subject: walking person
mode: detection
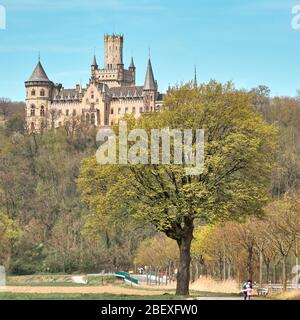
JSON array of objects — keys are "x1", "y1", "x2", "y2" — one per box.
[
  {"x1": 246, "y1": 281, "x2": 254, "y2": 300},
  {"x1": 242, "y1": 280, "x2": 252, "y2": 300}
]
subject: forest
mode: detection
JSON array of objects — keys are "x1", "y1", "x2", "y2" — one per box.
[{"x1": 0, "y1": 82, "x2": 300, "y2": 294}]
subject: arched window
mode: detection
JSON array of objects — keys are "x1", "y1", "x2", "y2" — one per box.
[
  {"x1": 91, "y1": 113, "x2": 96, "y2": 125},
  {"x1": 40, "y1": 89, "x2": 45, "y2": 97},
  {"x1": 86, "y1": 113, "x2": 90, "y2": 124},
  {"x1": 30, "y1": 105, "x2": 36, "y2": 116},
  {"x1": 31, "y1": 89, "x2": 36, "y2": 96},
  {"x1": 31, "y1": 122, "x2": 35, "y2": 132},
  {"x1": 40, "y1": 106, "x2": 45, "y2": 117}
]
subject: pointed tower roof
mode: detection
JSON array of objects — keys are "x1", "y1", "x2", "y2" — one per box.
[
  {"x1": 129, "y1": 57, "x2": 135, "y2": 68},
  {"x1": 92, "y1": 55, "x2": 98, "y2": 67},
  {"x1": 144, "y1": 59, "x2": 156, "y2": 90},
  {"x1": 27, "y1": 61, "x2": 51, "y2": 82},
  {"x1": 193, "y1": 65, "x2": 198, "y2": 88}
]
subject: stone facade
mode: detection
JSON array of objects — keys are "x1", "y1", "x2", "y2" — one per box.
[{"x1": 25, "y1": 34, "x2": 164, "y2": 132}]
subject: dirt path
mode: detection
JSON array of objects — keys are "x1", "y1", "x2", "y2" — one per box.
[{"x1": 0, "y1": 285, "x2": 172, "y2": 296}]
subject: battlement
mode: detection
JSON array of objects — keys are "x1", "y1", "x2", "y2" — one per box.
[{"x1": 104, "y1": 33, "x2": 124, "y2": 41}]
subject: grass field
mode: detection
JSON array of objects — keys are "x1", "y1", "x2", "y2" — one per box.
[{"x1": 0, "y1": 292, "x2": 182, "y2": 300}]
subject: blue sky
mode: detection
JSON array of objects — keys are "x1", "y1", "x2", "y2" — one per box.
[{"x1": 0, "y1": 0, "x2": 299, "y2": 101}]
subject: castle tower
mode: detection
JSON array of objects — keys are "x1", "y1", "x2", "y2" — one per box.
[
  {"x1": 25, "y1": 60, "x2": 53, "y2": 132},
  {"x1": 129, "y1": 57, "x2": 136, "y2": 85},
  {"x1": 143, "y1": 58, "x2": 157, "y2": 112},
  {"x1": 104, "y1": 34, "x2": 123, "y2": 70},
  {"x1": 91, "y1": 55, "x2": 98, "y2": 75},
  {"x1": 92, "y1": 34, "x2": 135, "y2": 87}
]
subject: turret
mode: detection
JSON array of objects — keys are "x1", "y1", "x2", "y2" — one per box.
[
  {"x1": 129, "y1": 57, "x2": 136, "y2": 85},
  {"x1": 25, "y1": 60, "x2": 53, "y2": 132},
  {"x1": 143, "y1": 58, "x2": 157, "y2": 112},
  {"x1": 91, "y1": 55, "x2": 98, "y2": 72}
]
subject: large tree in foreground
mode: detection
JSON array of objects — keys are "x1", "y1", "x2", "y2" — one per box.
[{"x1": 78, "y1": 82, "x2": 277, "y2": 295}]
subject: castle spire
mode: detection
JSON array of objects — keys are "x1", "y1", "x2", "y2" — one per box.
[
  {"x1": 129, "y1": 57, "x2": 135, "y2": 68},
  {"x1": 91, "y1": 54, "x2": 98, "y2": 67},
  {"x1": 193, "y1": 65, "x2": 198, "y2": 88},
  {"x1": 144, "y1": 58, "x2": 156, "y2": 91}
]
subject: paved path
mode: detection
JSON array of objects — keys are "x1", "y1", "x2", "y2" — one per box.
[
  {"x1": 72, "y1": 276, "x2": 87, "y2": 284},
  {"x1": 190, "y1": 297, "x2": 243, "y2": 300}
]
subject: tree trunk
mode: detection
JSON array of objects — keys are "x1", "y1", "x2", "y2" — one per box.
[
  {"x1": 195, "y1": 262, "x2": 199, "y2": 281},
  {"x1": 259, "y1": 250, "x2": 263, "y2": 287},
  {"x1": 247, "y1": 247, "x2": 254, "y2": 280},
  {"x1": 282, "y1": 257, "x2": 287, "y2": 291},
  {"x1": 228, "y1": 262, "x2": 231, "y2": 279},
  {"x1": 266, "y1": 263, "x2": 270, "y2": 285},
  {"x1": 223, "y1": 250, "x2": 226, "y2": 281},
  {"x1": 273, "y1": 263, "x2": 276, "y2": 285},
  {"x1": 176, "y1": 220, "x2": 194, "y2": 296},
  {"x1": 190, "y1": 262, "x2": 194, "y2": 283}
]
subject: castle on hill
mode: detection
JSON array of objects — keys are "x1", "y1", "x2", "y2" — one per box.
[{"x1": 25, "y1": 34, "x2": 165, "y2": 132}]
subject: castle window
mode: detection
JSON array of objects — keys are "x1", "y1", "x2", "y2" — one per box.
[
  {"x1": 111, "y1": 121, "x2": 114, "y2": 126},
  {"x1": 66, "y1": 109, "x2": 69, "y2": 116},
  {"x1": 125, "y1": 107, "x2": 128, "y2": 113},
  {"x1": 31, "y1": 122, "x2": 35, "y2": 132},
  {"x1": 40, "y1": 106, "x2": 45, "y2": 117},
  {"x1": 31, "y1": 89, "x2": 36, "y2": 96},
  {"x1": 132, "y1": 107, "x2": 136, "y2": 114},
  {"x1": 91, "y1": 91, "x2": 94, "y2": 99},
  {"x1": 86, "y1": 113, "x2": 90, "y2": 124},
  {"x1": 118, "y1": 108, "x2": 121, "y2": 114},
  {"x1": 73, "y1": 110, "x2": 76, "y2": 116},
  {"x1": 140, "y1": 107, "x2": 143, "y2": 113},
  {"x1": 91, "y1": 113, "x2": 96, "y2": 125},
  {"x1": 30, "y1": 105, "x2": 36, "y2": 116},
  {"x1": 40, "y1": 89, "x2": 45, "y2": 97},
  {"x1": 111, "y1": 108, "x2": 114, "y2": 115}
]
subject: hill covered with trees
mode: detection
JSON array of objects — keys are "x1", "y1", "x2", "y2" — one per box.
[{"x1": 1, "y1": 82, "x2": 300, "y2": 294}]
